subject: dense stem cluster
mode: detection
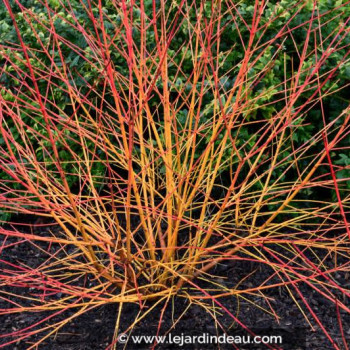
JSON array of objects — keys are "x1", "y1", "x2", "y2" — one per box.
[{"x1": 0, "y1": 0, "x2": 350, "y2": 348}]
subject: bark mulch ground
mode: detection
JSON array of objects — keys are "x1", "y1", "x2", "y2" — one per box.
[{"x1": 1, "y1": 220, "x2": 349, "y2": 349}]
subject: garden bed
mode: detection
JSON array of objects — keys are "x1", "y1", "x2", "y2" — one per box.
[{"x1": 1, "y1": 221, "x2": 349, "y2": 349}]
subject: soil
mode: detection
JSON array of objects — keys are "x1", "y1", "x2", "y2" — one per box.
[{"x1": 1, "y1": 220, "x2": 349, "y2": 350}]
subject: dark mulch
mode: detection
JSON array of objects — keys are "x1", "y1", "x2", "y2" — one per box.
[{"x1": 1, "y1": 221, "x2": 349, "y2": 350}]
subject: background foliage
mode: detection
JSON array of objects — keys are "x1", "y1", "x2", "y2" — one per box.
[{"x1": 1, "y1": 1, "x2": 350, "y2": 224}]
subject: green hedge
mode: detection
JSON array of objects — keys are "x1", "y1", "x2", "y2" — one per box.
[{"x1": 1, "y1": 0, "x2": 350, "y2": 222}]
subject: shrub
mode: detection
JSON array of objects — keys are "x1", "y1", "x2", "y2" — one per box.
[{"x1": 1, "y1": 0, "x2": 350, "y2": 348}]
